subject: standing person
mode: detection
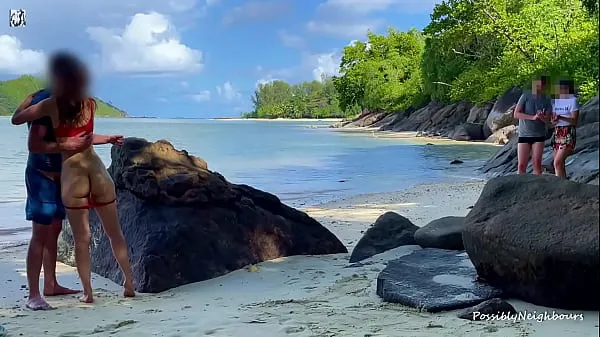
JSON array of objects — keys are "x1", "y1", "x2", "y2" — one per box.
[
  {"x1": 513, "y1": 76, "x2": 553, "y2": 175},
  {"x1": 17, "y1": 88, "x2": 93, "y2": 310},
  {"x1": 551, "y1": 80, "x2": 579, "y2": 178},
  {"x1": 12, "y1": 52, "x2": 135, "y2": 303}
]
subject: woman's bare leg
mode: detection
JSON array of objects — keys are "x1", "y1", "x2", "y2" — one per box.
[
  {"x1": 89, "y1": 164, "x2": 135, "y2": 297},
  {"x1": 65, "y1": 208, "x2": 94, "y2": 303},
  {"x1": 531, "y1": 142, "x2": 545, "y2": 175},
  {"x1": 553, "y1": 147, "x2": 571, "y2": 178},
  {"x1": 95, "y1": 202, "x2": 135, "y2": 297},
  {"x1": 61, "y1": 167, "x2": 93, "y2": 303}
]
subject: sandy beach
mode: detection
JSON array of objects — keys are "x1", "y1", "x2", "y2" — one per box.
[
  {"x1": 331, "y1": 127, "x2": 503, "y2": 147},
  {"x1": 0, "y1": 181, "x2": 597, "y2": 336},
  {"x1": 212, "y1": 118, "x2": 344, "y2": 122}
]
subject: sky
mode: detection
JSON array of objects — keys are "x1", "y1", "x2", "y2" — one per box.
[{"x1": 0, "y1": 0, "x2": 440, "y2": 118}]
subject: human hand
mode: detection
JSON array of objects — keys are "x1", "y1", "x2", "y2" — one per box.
[
  {"x1": 107, "y1": 135, "x2": 124, "y2": 146},
  {"x1": 62, "y1": 131, "x2": 93, "y2": 151}
]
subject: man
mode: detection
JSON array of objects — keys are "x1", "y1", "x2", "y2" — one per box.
[
  {"x1": 513, "y1": 76, "x2": 553, "y2": 175},
  {"x1": 15, "y1": 88, "x2": 92, "y2": 310}
]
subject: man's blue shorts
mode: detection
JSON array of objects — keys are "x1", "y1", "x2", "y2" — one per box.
[{"x1": 25, "y1": 166, "x2": 65, "y2": 225}]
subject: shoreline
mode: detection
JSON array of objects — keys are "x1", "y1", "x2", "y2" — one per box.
[
  {"x1": 332, "y1": 126, "x2": 502, "y2": 146},
  {"x1": 211, "y1": 118, "x2": 344, "y2": 122},
  {"x1": 1, "y1": 180, "x2": 597, "y2": 336}
]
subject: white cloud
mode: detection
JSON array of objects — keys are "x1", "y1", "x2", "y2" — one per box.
[
  {"x1": 319, "y1": 0, "x2": 441, "y2": 14},
  {"x1": 306, "y1": 20, "x2": 382, "y2": 39},
  {"x1": 190, "y1": 90, "x2": 211, "y2": 102},
  {"x1": 278, "y1": 30, "x2": 305, "y2": 49},
  {"x1": 216, "y1": 82, "x2": 241, "y2": 101},
  {"x1": 87, "y1": 12, "x2": 203, "y2": 74},
  {"x1": 302, "y1": 52, "x2": 341, "y2": 81},
  {"x1": 0, "y1": 35, "x2": 46, "y2": 75}
]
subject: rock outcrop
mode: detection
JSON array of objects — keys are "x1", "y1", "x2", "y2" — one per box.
[
  {"x1": 482, "y1": 95, "x2": 599, "y2": 184},
  {"x1": 485, "y1": 87, "x2": 522, "y2": 133},
  {"x1": 349, "y1": 212, "x2": 418, "y2": 263},
  {"x1": 376, "y1": 249, "x2": 502, "y2": 312},
  {"x1": 481, "y1": 122, "x2": 600, "y2": 185},
  {"x1": 58, "y1": 138, "x2": 347, "y2": 293},
  {"x1": 331, "y1": 88, "x2": 523, "y2": 141},
  {"x1": 485, "y1": 125, "x2": 518, "y2": 145},
  {"x1": 463, "y1": 175, "x2": 600, "y2": 310},
  {"x1": 414, "y1": 216, "x2": 465, "y2": 250}
]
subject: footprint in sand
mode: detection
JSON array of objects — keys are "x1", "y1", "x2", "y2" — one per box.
[{"x1": 91, "y1": 320, "x2": 137, "y2": 334}]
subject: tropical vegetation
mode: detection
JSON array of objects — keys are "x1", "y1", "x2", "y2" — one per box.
[
  {"x1": 245, "y1": 0, "x2": 598, "y2": 119},
  {"x1": 0, "y1": 75, "x2": 127, "y2": 117}
]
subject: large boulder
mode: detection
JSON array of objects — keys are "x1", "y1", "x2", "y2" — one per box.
[
  {"x1": 463, "y1": 175, "x2": 600, "y2": 310},
  {"x1": 58, "y1": 138, "x2": 347, "y2": 293},
  {"x1": 349, "y1": 212, "x2": 418, "y2": 263},
  {"x1": 414, "y1": 216, "x2": 465, "y2": 250},
  {"x1": 579, "y1": 96, "x2": 599, "y2": 125},
  {"x1": 376, "y1": 249, "x2": 502, "y2": 312},
  {"x1": 485, "y1": 125, "x2": 518, "y2": 145},
  {"x1": 450, "y1": 123, "x2": 485, "y2": 141},
  {"x1": 485, "y1": 87, "x2": 522, "y2": 133},
  {"x1": 467, "y1": 102, "x2": 494, "y2": 124}
]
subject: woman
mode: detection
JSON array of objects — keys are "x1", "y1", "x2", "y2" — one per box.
[
  {"x1": 12, "y1": 52, "x2": 135, "y2": 303},
  {"x1": 551, "y1": 80, "x2": 579, "y2": 178}
]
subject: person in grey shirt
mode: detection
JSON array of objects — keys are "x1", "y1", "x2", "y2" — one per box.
[{"x1": 513, "y1": 76, "x2": 552, "y2": 175}]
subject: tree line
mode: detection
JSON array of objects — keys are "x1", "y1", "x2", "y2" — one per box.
[{"x1": 245, "y1": 0, "x2": 599, "y2": 119}]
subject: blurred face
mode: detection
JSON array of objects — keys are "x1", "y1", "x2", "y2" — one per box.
[
  {"x1": 532, "y1": 79, "x2": 543, "y2": 93},
  {"x1": 560, "y1": 84, "x2": 570, "y2": 95},
  {"x1": 50, "y1": 75, "x2": 65, "y2": 95}
]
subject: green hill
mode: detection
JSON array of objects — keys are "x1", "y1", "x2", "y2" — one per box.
[{"x1": 0, "y1": 75, "x2": 128, "y2": 117}]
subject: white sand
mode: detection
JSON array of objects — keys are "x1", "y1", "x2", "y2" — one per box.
[{"x1": 0, "y1": 181, "x2": 598, "y2": 336}]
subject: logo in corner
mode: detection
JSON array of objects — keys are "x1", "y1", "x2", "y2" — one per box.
[{"x1": 9, "y1": 9, "x2": 26, "y2": 27}]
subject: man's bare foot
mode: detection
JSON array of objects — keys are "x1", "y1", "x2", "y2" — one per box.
[
  {"x1": 44, "y1": 284, "x2": 81, "y2": 296},
  {"x1": 79, "y1": 293, "x2": 94, "y2": 303},
  {"x1": 26, "y1": 296, "x2": 52, "y2": 310}
]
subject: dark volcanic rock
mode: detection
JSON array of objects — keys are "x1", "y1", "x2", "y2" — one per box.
[
  {"x1": 349, "y1": 212, "x2": 418, "y2": 263},
  {"x1": 451, "y1": 123, "x2": 485, "y2": 141},
  {"x1": 414, "y1": 216, "x2": 465, "y2": 250},
  {"x1": 376, "y1": 249, "x2": 502, "y2": 312},
  {"x1": 457, "y1": 298, "x2": 517, "y2": 321},
  {"x1": 485, "y1": 87, "x2": 522, "y2": 132},
  {"x1": 482, "y1": 121, "x2": 599, "y2": 184},
  {"x1": 467, "y1": 103, "x2": 494, "y2": 124},
  {"x1": 58, "y1": 138, "x2": 347, "y2": 293},
  {"x1": 463, "y1": 175, "x2": 600, "y2": 310}
]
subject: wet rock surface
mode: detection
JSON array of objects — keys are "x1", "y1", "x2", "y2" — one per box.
[{"x1": 376, "y1": 249, "x2": 502, "y2": 312}]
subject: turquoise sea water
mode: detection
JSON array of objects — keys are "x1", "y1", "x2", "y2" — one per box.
[{"x1": 0, "y1": 117, "x2": 499, "y2": 245}]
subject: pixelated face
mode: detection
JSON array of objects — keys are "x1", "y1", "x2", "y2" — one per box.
[{"x1": 532, "y1": 79, "x2": 543, "y2": 92}]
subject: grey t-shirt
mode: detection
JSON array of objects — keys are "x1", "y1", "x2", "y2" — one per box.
[{"x1": 516, "y1": 92, "x2": 552, "y2": 138}]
